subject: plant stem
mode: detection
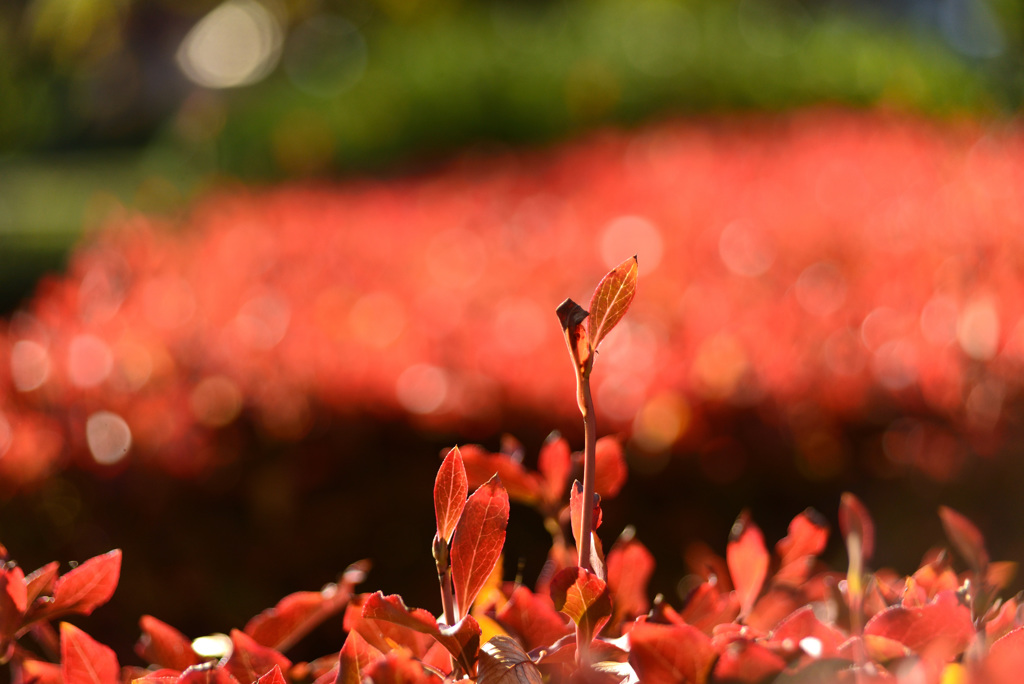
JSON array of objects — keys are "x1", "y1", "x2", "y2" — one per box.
[
  {"x1": 433, "y1": 535, "x2": 456, "y2": 626},
  {"x1": 577, "y1": 372, "x2": 596, "y2": 574}
]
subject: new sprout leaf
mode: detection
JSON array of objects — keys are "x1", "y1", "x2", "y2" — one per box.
[
  {"x1": 60, "y1": 622, "x2": 120, "y2": 684},
  {"x1": 477, "y1": 636, "x2": 543, "y2": 684},
  {"x1": 593, "y1": 437, "x2": 627, "y2": 499},
  {"x1": 224, "y1": 630, "x2": 291, "y2": 684},
  {"x1": 938, "y1": 506, "x2": 989, "y2": 575},
  {"x1": 245, "y1": 560, "x2": 367, "y2": 652},
  {"x1": 570, "y1": 480, "x2": 603, "y2": 550},
  {"x1": 839, "y1": 494, "x2": 874, "y2": 562},
  {"x1": 556, "y1": 298, "x2": 591, "y2": 372},
  {"x1": 136, "y1": 615, "x2": 201, "y2": 670},
  {"x1": 362, "y1": 592, "x2": 481, "y2": 675},
  {"x1": 628, "y1": 621, "x2": 715, "y2": 684},
  {"x1": 727, "y1": 511, "x2": 769, "y2": 619},
  {"x1": 550, "y1": 567, "x2": 612, "y2": 646},
  {"x1": 36, "y1": 550, "x2": 121, "y2": 621},
  {"x1": 862, "y1": 590, "x2": 974, "y2": 661},
  {"x1": 587, "y1": 256, "x2": 638, "y2": 353},
  {"x1": 435, "y1": 446, "x2": 469, "y2": 544},
  {"x1": 451, "y1": 475, "x2": 509, "y2": 620}
]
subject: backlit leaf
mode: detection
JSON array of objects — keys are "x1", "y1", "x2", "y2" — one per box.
[
  {"x1": 177, "y1": 664, "x2": 241, "y2": 684},
  {"x1": 451, "y1": 475, "x2": 509, "y2": 620},
  {"x1": 569, "y1": 480, "x2": 603, "y2": 551},
  {"x1": 435, "y1": 446, "x2": 469, "y2": 543},
  {"x1": 593, "y1": 436, "x2": 627, "y2": 499},
  {"x1": 136, "y1": 615, "x2": 200, "y2": 670},
  {"x1": 60, "y1": 622, "x2": 120, "y2": 684},
  {"x1": 362, "y1": 651, "x2": 442, "y2": 684},
  {"x1": 362, "y1": 592, "x2": 481, "y2": 675},
  {"x1": 538, "y1": 433, "x2": 572, "y2": 505},
  {"x1": 245, "y1": 560, "x2": 367, "y2": 652},
  {"x1": 255, "y1": 665, "x2": 287, "y2": 684},
  {"x1": 336, "y1": 629, "x2": 380, "y2": 684},
  {"x1": 14, "y1": 658, "x2": 62, "y2": 684},
  {"x1": 770, "y1": 605, "x2": 847, "y2": 658},
  {"x1": 24, "y1": 562, "x2": 59, "y2": 606},
  {"x1": 863, "y1": 590, "x2": 974, "y2": 661},
  {"x1": 224, "y1": 629, "x2": 291, "y2": 683},
  {"x1": 775, "y1": 509, "x2": 829, "y2": 586},
  {"x1": 495, "y1": 586, "x2": 571, "y2": 652},
  {"x1": 459, "y1": 445, "x2": 543, "y2": 505},
  {"x1": 727, "y1": 511, "x2": 768, "y2": 619},
  {"x1": 37, "y1": 550, "x2": 121, "y2": 621},
  {"x1": 607, "y1": 533, "x2": 654, "y2": 628},
  {"x1": 628, "y1": 621, "x2": 715, "y2": 684},
  {"x1": 588, "y1": 255, "x2": 638, "y2": 352},
  {"x1": 938, "y1": 506, "x2": 989, "y2": 575},
  {"x1": 477, "y1": 636, "x2": 543, "y2": 684},
  {"x1": 0, "y1": 565, "x2": 27, "y2": 633},
  {"x1": 712, "y1": 640, "x2": 786, "y2": 683},
  {"x1": 549, "y1": 567, "x2": 612, "y2": 645},
  {"x1": 985, "y1": 627, "x2": 1024, "y2": 684}
]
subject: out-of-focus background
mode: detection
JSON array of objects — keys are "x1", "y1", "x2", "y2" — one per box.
[{"x1": 2, "y1": 0, "x2": 1024, "y2": 668}]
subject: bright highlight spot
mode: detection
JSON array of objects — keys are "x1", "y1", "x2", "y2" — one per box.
[
  {"x1": 192, "y1": 633, "x2": 233, "y2": 660},
  {"x1": 68, "y1": 334, "x2": 114, "y2": 388},
  {"x1": 600, "y1": 215, "x2": 662, "y2": 274},
  {"x1": 718, "y1": 221, "x2": 775, "y2": 277},
  {"x1": 957, "y1": 297, "x2": 1000, "y2": 360},
  {"x1": 86, "y1": 411, "x2": 132, "y2": 465},
  {"x1": 799, "y1": 636, "x2": 823, "y2": 658},
  {"x1": 396, "y1": 364, "x2": 449, "y2": 414},
  {"x1": 177, "y1": 0, "x2": 283, "y2": 89},
  {"x1": 10, "y1": 340, "x2": 51, "y2": 391}
]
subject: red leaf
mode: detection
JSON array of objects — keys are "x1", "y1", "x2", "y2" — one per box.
[
  {"x1": 245, "y1": 560, "x2": 367, "y2": 652},
  {"x1": 1, "y1": 565, "x2": 27, "y2": 635},
  {"x1": 678, "y1": 579, "x2": 740, "y2": 635},
  {"x1": 362, "y1": 592, "x2": 481, "y2": 675},
  {"x1": 985, "y1": 627, "x2": 1024, "y2": 684},
  {"x1": 938, "y1": 506, "x2": 989, "y2": 575},
  {"x1": 477, "y1": 636, "x2": 543, "y2": 684},
  {"x1": 538, "y1": 434, "x2": 572, "y2": 505},
  {"x1": 770, "y1": 605, "x2": 847, "y2": 658},
  {"x1": 336, "y1": 630, "x2": 380, "y2": 684},
  {"x1": 362, "y1": 651, "x2": 442, "y2": 684},
  {"x1": 36, "y1": 550, "x2": 121, "y2": 622},
  {"x1": 24, "y1": 562, "x2": 59, "y2": 606},
  {"x1": 839, "y1": 493, "x2": 875, "y2": 561},
  {"x1": 494, "y1": 586, "x2": 571, "y2": 652},
  {"x1": 458, "y1": 445, "x2": 542, "y2": 505},
  {"x1": 136, "y1": 615, "x2": 201, "y2": 670},
  {"x1": 569, "y1": 480, "x2": 603, "y2": 551},
  {"x1": 727, "y1": 511, "x2": 768, "y2": 619},
  {"x1": 775, "y1": 509, "x2": 829, "y2": 586},
  {"x1": 712, "y1": 640, "x2": 786, "y2": 683},
  {"x1": 60, "y1": 622, "x2": 120, "y2": 684},
  {"x1": 549, "y1": 567, "x2": 612, "y2": 645},
  {"x1": 587, "y1": 255, "x2": 638, "y2": 352},
  {"x1": 224, "y1": 630, "x2": 292, "y2": 683},
  {"x1": 434, "y1": 446, "x2": 468, "y2": 544},
  {"x1": 450, "y1": 475, "x2": 509, "y2": 620},
  {"x1": 607, "y1": 533, "x2": 654, "y2": 628},
  {"x1": 628, "y1": 621, "x2": 716, "y2": 684},
  {"x1": 863, "y1": 590, "x2": 974, "y2": 661},
  {"x1": 255, "y1": 665, "x2": 287, "y2": 684},
  {"x1": 593, "y1": 437, "x2": 626, "y2": 499},
  {"x1": 14, "y1": 658, "x2": 62, "y2": 684}
]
